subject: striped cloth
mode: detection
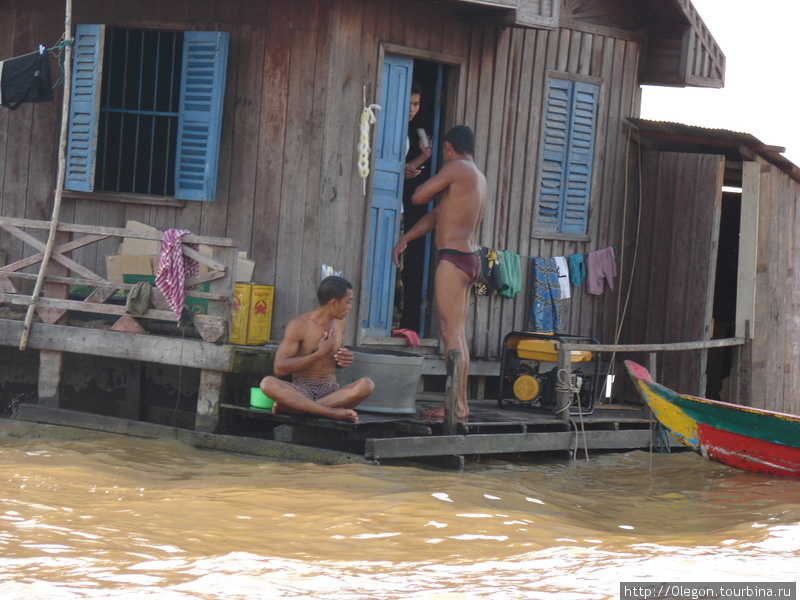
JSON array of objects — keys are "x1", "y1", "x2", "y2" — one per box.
[{"x1": 155, "y1": 229, "x2": 199, "y2": 323}]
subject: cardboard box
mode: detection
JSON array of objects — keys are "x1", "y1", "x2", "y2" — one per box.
[
  {"x1": 106, "y1": 254, "x2": 153, "y2": 283},
  {"x1": 230, "y1": 283, "x2": 274, "y2": 345},
  {"x1": 120, "y1": 220, "x2": 161, "y2": 256}
]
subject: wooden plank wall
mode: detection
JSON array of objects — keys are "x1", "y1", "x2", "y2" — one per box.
[
  {"x1": 623, "y1": 151, "x2": 723, "y2": 396},
  {"x1": 751, "y1": 157, "x2": 800, "y2": 415},
  {"x1": 468, "y1": 25, "x2": 643, "y2": 359},
  {"x1": 0, "y1": 0, "x2": 644, "y2": 361}
]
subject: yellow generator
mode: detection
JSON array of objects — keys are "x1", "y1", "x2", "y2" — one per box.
[{"x1": 497, "y1": 332, "x2": 599, "y2": 414}]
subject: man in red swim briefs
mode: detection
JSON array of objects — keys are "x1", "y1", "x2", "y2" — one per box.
[
  {"x1": 392, "y1": 125, "x2": 487, "y2": 420},
  {"x1": 259, "y1": 276, "x2": 374, "y2": 423}
]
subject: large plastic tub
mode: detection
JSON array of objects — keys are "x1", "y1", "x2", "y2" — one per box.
[{"x1": 336, "y1": 347, "x2": 423, "y2": 414}]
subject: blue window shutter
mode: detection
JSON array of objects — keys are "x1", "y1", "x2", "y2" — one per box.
[
  {"x1": 175, "y1": 31, "x2": 229, "y2": 201},
  {"x1": 537, "y1": 79, "x2": 571, "y2": 233},
  {"x1": 536, "y1": 78, "x2": 599, "y2": 235},
  {"x1": 562, "y1": 81, "x2": 598, "y2": 234},
  {"x1": 65, "y1": 24, "x2": 104, "y2": 192},
  {"x1": 363, "y1": 54, "x2": 413, "y2": 335}
]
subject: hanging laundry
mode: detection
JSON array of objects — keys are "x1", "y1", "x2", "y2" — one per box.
[
  {"x1": 567, "y1": 253, "x2": 586, "y2": 287},
  {"x1": 0, "y1": 46, "x2": 53, "y2": 110},
  {"x1": 125, "y1": 280, "x2": 152, "y2": 317},
  {"x1": 474, "y1": 247, "x2": 501, "y2": 297},
  {"x1": 527, "y1": 257, "x2": 561, "y2": 333},
  {"x1": 553, "y1": 256, "x2": 571, "y2": 299},
  {"x1": 495, "y1": 250, "x2": 521, "y2": 299},
  {"x1": 155, "y1": 229, "x2": 200, "y2": 323},
  {"x1": 586, "y1": 246, "x2": 617, "y2": 295}
]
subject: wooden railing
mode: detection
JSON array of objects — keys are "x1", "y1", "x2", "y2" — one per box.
[
  {"x1": 0, "y1": 217, "x2": 238, "y2": 343},
  {"x1": 554, "y1": 337, "x2": 748, "y2": 420}
]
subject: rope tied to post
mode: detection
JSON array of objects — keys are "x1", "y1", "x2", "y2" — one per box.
[{"x1": 556, "y1": 367, "x2": 590, "y2": 461}]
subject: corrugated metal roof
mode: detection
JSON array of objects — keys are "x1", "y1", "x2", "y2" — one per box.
[{"x1": 628, "y1": 118, "x2": 800, "y2": 183}]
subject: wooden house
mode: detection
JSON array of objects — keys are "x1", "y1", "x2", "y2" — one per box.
[
  {"x1": 1, "y1": 0, "x2": 740, "y2": 431},
  {"x1": 623, "y1": 120, "x2": 800, "y2": 416}
]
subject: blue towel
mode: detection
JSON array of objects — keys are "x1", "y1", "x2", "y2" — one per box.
[
  {"x1": 527, "y1": 257, "x2": 561, "y2": 333},
  {"x1": 567, "y1": 253, "x2": 586, "y2": 287}
]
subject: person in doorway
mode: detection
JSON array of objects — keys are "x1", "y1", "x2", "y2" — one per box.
[
  {"x1": 405, "y1": 81, "x2": 432, "y2": 179},
  {"x1": 392, "y1": 125, "x2": 486, "y2": 420},
  {"x1": 259, "y1": 276, "x2": 374, "y2": 423},
  {"x1": 398, "y1": 81, "x2": 433, "y2": 333}
]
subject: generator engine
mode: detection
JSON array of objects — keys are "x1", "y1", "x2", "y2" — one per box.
[
  {"x1": 506, "y1": 363, "x2": 594, "y2": 411},
  {"x1": 498, "y1": 331, "x2": 600, "y2": 414}
]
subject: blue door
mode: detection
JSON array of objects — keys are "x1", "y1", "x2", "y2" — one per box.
[{"x1": 362, "y1": 55, "x2": 413, "y2": 336}]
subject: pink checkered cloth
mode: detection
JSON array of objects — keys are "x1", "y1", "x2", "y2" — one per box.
[{"x1": 155, "y1": 229, "x2": 199, "y2": 322}]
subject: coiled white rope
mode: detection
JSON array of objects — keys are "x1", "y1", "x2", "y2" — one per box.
[{"x1": 358, "y1": 103, "x2": 381, "y2": 193}]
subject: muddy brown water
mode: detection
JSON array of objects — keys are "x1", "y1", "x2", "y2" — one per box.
[{"x1": 1, "y1": 435, "x2": 799, "y2": 599}]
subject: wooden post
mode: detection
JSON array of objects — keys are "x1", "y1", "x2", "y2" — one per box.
[
  {"x1": 38, "y1": 350, "x2": 63, "y2": 408},
  {"x1": 195, "y1": 369, "x2": 225, "y2": 432},
  {"x1": 555, "y1": 346, "x2": 570, "y2": 422},
  {"x1": 739, "y1": 320, "x2": 752, "y2": 406},
  {"x1": 19, "y1": 0, "x2": 73, "y2": 350},
  {"x1": 444, "y1": 349, "x2": 461, "y2": 435},
  {"x1": 647, "y1": 352, "x2": 657, "y2": 381},
  {"x1": 643, "y1": 352, "x2": 658, "y2": 419}
]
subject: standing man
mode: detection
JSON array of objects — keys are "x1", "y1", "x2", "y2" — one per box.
[
  {"x1": 260, "y1": 276, "x2": 374, "y2": 423},
  {"x1": 392, "y1": 125, "x2": 486, "y2": 419}
]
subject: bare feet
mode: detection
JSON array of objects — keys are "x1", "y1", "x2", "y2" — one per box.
[
  {"x1": 273, "y1": 401, "x2": 359, "y2": 423},
  {"x1": 419, "y1": 404, "x2": 469, "y2": 421}
]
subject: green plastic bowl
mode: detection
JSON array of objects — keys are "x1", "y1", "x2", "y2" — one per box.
[{"x1": 250, "y1": 387, "x2": 274, "y2": 410}]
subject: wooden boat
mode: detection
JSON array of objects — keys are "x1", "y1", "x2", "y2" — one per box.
[{"x1": 624, "y1": 360, "x2": 800, "y2": 477}]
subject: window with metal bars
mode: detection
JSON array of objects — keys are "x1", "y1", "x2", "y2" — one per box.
[
  {"x1": 96, "y1": 28, "x2": 182, "y2": 196},
  {"x1": 65, "y1": 24, "x2": 229, "y2": 201}
]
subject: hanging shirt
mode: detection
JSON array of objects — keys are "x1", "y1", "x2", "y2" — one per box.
[
  {"x1": 554, "y1": 256, "x2": 571, "y2": 299},
  {"x1": 0, "y1": 47, "x2": 53, "y2": 110},
  {"x1": 586, "y1": 247, "x2": 617, "y2": 295}
]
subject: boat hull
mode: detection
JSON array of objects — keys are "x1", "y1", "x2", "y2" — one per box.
[{"x1": 625, "y1": 360, "x2": 800, "y2": 477}]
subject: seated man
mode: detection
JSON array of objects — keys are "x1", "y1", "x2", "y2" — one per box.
[{"x1": 260, "y1": 276, "x2": 374, "y2": 423}]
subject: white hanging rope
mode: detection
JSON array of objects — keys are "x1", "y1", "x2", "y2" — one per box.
[{"x1": 357, "y1": 102, "x2": 381, "y2": 194}]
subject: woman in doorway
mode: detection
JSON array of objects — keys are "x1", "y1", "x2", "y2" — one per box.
[{"x1": 397, "y1": 81, "x2": 432, "y2": 333}]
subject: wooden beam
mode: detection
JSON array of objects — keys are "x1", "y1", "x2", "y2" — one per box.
[
  {"x1": 365, "y1": 429, "x2": 671, "y2": 460},
  {"x1": 0, "y1": 320, "x2": 235, "y2": 371},
  {"x1": 559, "y1": 338, "x2": 745, "y2": 353},
  {"x1": 0, "y1": 217, "x2": 238, "y2": 248},
  {"x1": 11, "y1": 404, "x2": 373, "y2": 465}
]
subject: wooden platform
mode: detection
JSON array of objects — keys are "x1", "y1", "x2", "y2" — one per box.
[
  {"x1": 217, "y1": 396, "x2": 679, "y2": 467},
  {"x1": 6, "y1": 394, "x2": 680, "y2": 469}
]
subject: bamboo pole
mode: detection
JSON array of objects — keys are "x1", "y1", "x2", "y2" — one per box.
[{"x1": 19, "y1": 0, "x2": 73, "y2": 350}]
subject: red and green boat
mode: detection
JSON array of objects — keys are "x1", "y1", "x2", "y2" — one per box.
[{"x1": 625, "y1": 360, "x2": 800, "y2": 477}]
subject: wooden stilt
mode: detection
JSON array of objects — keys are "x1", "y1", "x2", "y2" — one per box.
[
  {"x1": 196, "y1": 369, "x2": 225, "y2": 432},
  {"x1": 38, "y1": 349, "x2": 64, "y2": 408},
  {"x1": 556, "y1": 346, "x2": 571, "y2": 422}
]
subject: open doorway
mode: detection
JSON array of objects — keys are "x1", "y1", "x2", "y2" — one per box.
[
  {"x1": 706, "y1": 189, "x2": 741, "y2": 400},
  {"x1": 394, "y1": 59, "x2": 447, "y2": 338}
]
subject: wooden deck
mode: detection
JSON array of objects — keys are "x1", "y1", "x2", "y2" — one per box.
[
  {"x1": 6, "y1": 382, "x2": 680, "y2": 469},
  {"x1": 217, "y1": 396, "x2": 678, "y2": 467}
]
